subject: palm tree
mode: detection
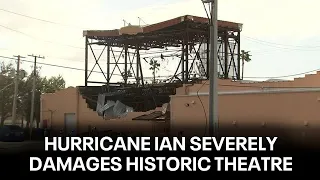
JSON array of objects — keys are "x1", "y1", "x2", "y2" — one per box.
[
  {"x1": 121, "y1": 70, "x2": 133, "y2": 83},
  {"x1": 240, "y1": 50, "x2": 252, "y2": 79},
  {"x1": 149, "y1": 58, "x2": 160, "y2": 84}
]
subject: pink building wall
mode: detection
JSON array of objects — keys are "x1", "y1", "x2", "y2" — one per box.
[
  {"x1": 41, "y1": 87, "x2": 167, "y2": 136},
  {"x1": 41, "y1": 72, "x2": 320, "y2": 141}
]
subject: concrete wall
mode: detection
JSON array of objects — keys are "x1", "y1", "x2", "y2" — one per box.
[
  {"x1": 170, "y1": 90, "x2": 320, "y2": 143},
  {"x1": 41, "y1": 72, "x2": 320, "y2": 139},
  {"x1": 40, "y1": 87, "x2": 167, "y2": 135},
  {"x1": 176, "y1": 71, "x2": 320, "y2": 95}
]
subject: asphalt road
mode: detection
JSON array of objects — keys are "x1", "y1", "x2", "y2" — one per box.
[{"x1": 0, "y1": 141, "x2": 44, "y2": 153}]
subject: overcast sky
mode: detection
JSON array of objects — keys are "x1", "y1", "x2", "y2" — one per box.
[{"x1": 1, "y1": 0, "x2": 320, "y2": 87}]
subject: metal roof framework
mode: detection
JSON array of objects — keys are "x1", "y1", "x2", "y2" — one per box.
[
  {"x1": 80, "y1": 15, "x2": 242, "y2": 112},
  {"x1": 83, "y1": 15, "x2": 242, "y2": 88}
]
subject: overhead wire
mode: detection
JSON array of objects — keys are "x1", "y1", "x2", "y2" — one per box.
[
  {"x1": 243, "y1": 36, "x2": 320, "y2": 52},
  {"x1": 0, "y1": 82, "x2": 14, "y2": 92},
  {"x1": 4, "y1": 8, "x2": 320, "y2": 135},
  {"x1": 196, "y1": 80, "x2": 208, "y2": 136},
  {"x1": 243, "y1": 35, "x2": 320, "y2": 49},
  {"x1": 0, "y1": 8, "x2": 87, "y2": 29},
  {"x1": 0, "y1": 24, "x2": 85, "y2": 50},
  {"x1": 0, "y1": 23, "x2": 184, "y2": 54},
  {"x1": 243, "y1": 67, "x2": 320, "y2": 79},
  {"x1": 2, "y1": 8, "x2": 320, "y2": 80},
  {"x1": 0, "y1": 55, "x2": 173, "y2": 79},
  {"x1": 194, "y1": 73, "x2": 320, "y2": 135},
  {"x1": 3, "y1": 7, "x2": 320, "y2": 52},
  {"x1": 2, "y1": 45, "x2": 319, "y2": 81}
]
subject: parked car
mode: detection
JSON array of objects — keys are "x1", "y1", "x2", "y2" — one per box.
[{"x1": 0, "y1": 125, "x2": 25, "y2": 142}]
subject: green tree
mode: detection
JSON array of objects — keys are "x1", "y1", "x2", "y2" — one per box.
[
  {"x1": 0, "y1": 62, "x2": 15, "y2": 126},
  {"x1": 0, "y1": 61, "x2": 65, "y2": 127},
  {"x1": 20, "y1": 70, "x2": 66, "y2": 128},
  {"x1": 240, "y1": 50, "x2": 252, "y2": 79}
]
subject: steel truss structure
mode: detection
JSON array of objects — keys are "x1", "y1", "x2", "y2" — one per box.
[{"x1": 81, "y1": 15, "x2": 242, "y2": 112}]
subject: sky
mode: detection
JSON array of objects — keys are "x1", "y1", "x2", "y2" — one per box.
[{"x1": 1, "y1": 0, "x2": 320, "y2": 87}]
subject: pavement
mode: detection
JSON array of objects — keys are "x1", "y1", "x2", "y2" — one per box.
[{"x1": 0, "y1": 141, "x2": 44, "y2": 153}]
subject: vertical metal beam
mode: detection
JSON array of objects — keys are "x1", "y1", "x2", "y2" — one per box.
[
  {"x1": 237, "y1": 31, "x2": 241, "y2": 80},
  {"x1": 107, "y1": 46, "x2": 110, "y2": 91},
  {"x1": 206, "y1": 38, "x2": 210, "y2": 79},
  {"x1": 84, "y1": 37, "x2": 88, "y2": 87},
  {"x1": 185, "y1": 32, "x2": 189, "y2": 83},
  {"x1": 139, "y1": 58, "x2": 145, "y2": 86},
  {"x1": 181, "y1": 44, "x2": 185, "y2": 82},
  {"x1": 136, "y1": 45, "x2": 140, "y2": 86},
  {"x1": 124, "y1": 44, "x2": 128, "y2": 84},
  {"x1": 224, "y1": 31, "x2": 229, "y2": 79}
]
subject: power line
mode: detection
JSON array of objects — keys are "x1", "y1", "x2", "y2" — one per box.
[
  {"x1": 243, "y1": 35, "x2": 320, "y2": 50},
  {"x1": 1, "y1": 54, "x2": 320, "y2": 80},
  {"x1": 2, "y1": 7, "x2": 320, "y2": 52},
  {"x1": 0, "y1": 24, "x2": 85, "y2": 50},
  {"x1": 0, "y1": 55, "x2": 172, "y2": 79},
  {"x1": 243, "y1": 67, "x2": 320, "y2": 79},
  {"x1": 0, "y1": 42, "x2": 183, "y2": 67},
  {"x1": 2, "y1": 54, "x2": 319, "y2": 86},
  {"x1": 1, "y1": 54, "x2": 319, "y2": 80},
  {"x1": 0, "y1": 8, "x2": 86, "y2": 29},
  {"x1": 0, "y1": 23, "x2": 187, "y2": 54},
  {"x1": 0, "y1": 82, "x2": 14, "y2": 92}
]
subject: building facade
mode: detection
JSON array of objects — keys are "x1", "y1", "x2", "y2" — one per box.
[{"x1": 41, "y1": 72, "x2": 320, "y2": 140}]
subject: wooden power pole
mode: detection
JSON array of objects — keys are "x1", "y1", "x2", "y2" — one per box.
[
  {"x1": 12, "y1": 55, "x2": 25, "y2": 125},
  {"x1": 28, "y1": 54, "x2": 44, "y2": 138}
]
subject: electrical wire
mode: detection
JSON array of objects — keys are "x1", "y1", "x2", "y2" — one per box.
[
  {"x1": 0, "y1": 82, "x2": 14, "y2": 92},
  {"x1": 195, "y1": 80, "x2": 209, "y2": 136},
  {"x1": 0, "y1": 23, "x2": 184, "y2": 53},
  {"x1": 243, "y1": 37, "x2": 320, "y2": 52},
  {"x1": 243, "y1": 67, "x2": 320, "y2": 79},
  {"x1": 0, "y1": 55, "x2": 120, "y2": 76},
  {"x1": 0, "y1": 55, "x2": 174, "y2": 79},
  {"x1": 243, "y1": 35, "x2": 320, "y2": 49},
  {"x1": 0, "y1": 8, "x2": 87, "y2": 29},
  {"x1": 0, "y1": 24, "x2": 85, "y2": 50},
  {"x1": 194, "y1": 76, "x2": 320, "y2": 136},
  {"x1": 2, "y1": 53, "x2": 320, "y2": 83},
  {"x1": 3, "y1": 7, "x2": 320, "y2": 52}
]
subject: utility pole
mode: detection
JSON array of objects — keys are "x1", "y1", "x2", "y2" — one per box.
[
  {"x1": 28, "y1": 54, "x2": 44, "y2": 138},
  {"x1": 207, "y1": 0, "x2": 218, "y2": 136},
  {"x1": 12, "y1": 55, "x2": 25, "y2": 125}
]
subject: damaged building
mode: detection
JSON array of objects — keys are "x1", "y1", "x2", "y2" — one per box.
[
  {"x1": 41, "y1": 14, "x2": 320, "y2": 140},
  {"x1": 41, "y1": 14, "x2": 243, "y2": 136}
]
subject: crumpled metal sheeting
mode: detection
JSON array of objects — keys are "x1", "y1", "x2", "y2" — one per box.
[
  {"x1": 96, "y1": 94, "x2": 134, "y2": 119},
  {"x1": 120, "y1": 105, "x2": 134, "y2": 118},
  {"x1": 96, "y1": 94, "x2": 106, "y2": 116},
  {"x1": 103, "y1": 106, "x2": 116, "y2": 120},
  {"x1": 113, "y1": 100, "x2": 129, "y2": 117},
  {"x1": 101, "y1": 100, "x2": 116, "y2": 112}
]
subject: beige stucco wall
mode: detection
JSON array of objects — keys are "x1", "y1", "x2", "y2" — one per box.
[
  {"x1": 176, "y1": 72, "x2": 320, "y2": 95},
  {"x1": 41, "y1": 72, "x2": 320, "y2": 140},
  {"x1": 170, "y1": 72, "x2": 320, "y2": 142},
  {"x1": 41, "y1": 87, "x2": 167, "y2": 136},
  {"x1": 170, "y1": 90, "x2": 320, "y2": 144}
]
